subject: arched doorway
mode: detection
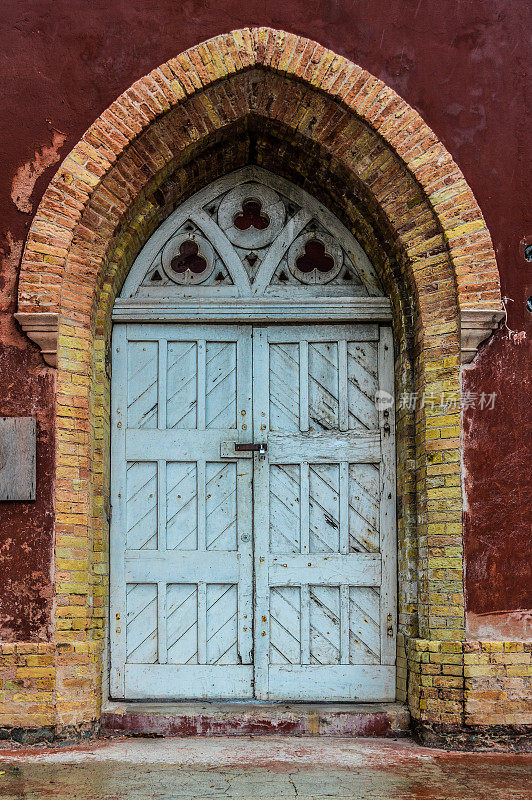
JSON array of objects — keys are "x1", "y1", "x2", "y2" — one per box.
[
  {"x1": 12, "y1": 28, "x2": 504, "y2": 734},
  {"x1": 110, "y1": 168, "x2": 396, "y2": 700}
]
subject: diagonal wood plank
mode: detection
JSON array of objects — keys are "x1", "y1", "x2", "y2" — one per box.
[
  {"x1": 348, "y1": 463, "x2": 380, "y2": 553},
  {"x1": 309, "y1": 585, "x2": 340, "y2": 665},
  {"x1": 126, "y1": 461, "x2": 157, "y2": 550},
  {"x1": 269, "y1": 587, "x2": 301, "y2": 665},
  {"x1": 127, "y1": 341, "x2": 158, "y2": 428},
  {"x1": 166, "y1": 462, "x2": 197, "y2": 550},
  {"x1": 349, "y1": 587, "x2": 380, "y2": 664},
  {"x1": 270, "y1": 464, "x2": 301, "y2": 553},
  {"x1": 206, "y1": 462, "x2": 237, "y2": 551},
  {"x1": 347, "y1": 341, "x2": 378, "y2": 431},
  {"x1": 269, "y1": 343, "x2": 300, "y2": 432},
  {"x1": 205, "y1": 342, "x2": 236, "y2": 428},
  {"x1": 167, "y1": 584, "x2": 198, "y2": 664},
  {"x1": 206, "y1": 584, "x2": 238, "y2": 665},
  {"x1": 126, "y1": 583, "x2": 158, "y2": 663},
  {"x1": 308, "y1": 341, "x2": 339, "y2": 431},
  {"x1": 167, "y1": 341, "x2": 197, "y2": 429},
  {"x1": 309, "y1": 464, "x2": 340, "y2": 553}
]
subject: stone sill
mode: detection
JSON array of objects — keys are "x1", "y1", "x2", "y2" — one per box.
[{"x1": 101, "y1": 700, "x2": 411, "y2": 738}]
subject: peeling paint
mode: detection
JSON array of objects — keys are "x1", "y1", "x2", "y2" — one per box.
[
  {"x1": 0, "y1": 233, "x2": 56, "y2": 641},
  {"x1": 100, "y1": 702, "x2": 409, "y2": 739},
  {"x1": 507, "y1": 329, "x2": 527, "y2": 344},
  {"x1": 462, "y1": 330, "x2": 532, "y2": 631},
  {"x1": 466, "y1": 610, "x2": 532, "y2": 641},
  {"x1": 10, "y1": 129, "x2": 66, "y2": 214}
]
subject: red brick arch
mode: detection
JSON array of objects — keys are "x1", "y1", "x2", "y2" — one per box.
[{"x1": 11, "y1": 28, "x2": 507, "y2": 734}]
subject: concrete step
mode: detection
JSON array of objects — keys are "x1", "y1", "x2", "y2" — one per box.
[{"x1": 101, "y1": 701, "x2": 410, "y2": 738}]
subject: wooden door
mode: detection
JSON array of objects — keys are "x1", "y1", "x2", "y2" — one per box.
[
  {"x1": 110, "y1": 323, "x2": 254, "y2": 699},
  {"x1": 252, "y1": 324, "x2": 396, "y2": 701},
  {"x1": 110, "y1": 322, "x2": 396, "y2": 701}
]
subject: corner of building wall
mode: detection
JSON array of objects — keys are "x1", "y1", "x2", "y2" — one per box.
[
  {"x1": 396, "y1": 632, "x2": 408, "y2": 703},
  {"x1": 406, "y1": 637, "x2": 532, "y2": 750},
  {"x1": 0, "y1": 640, "x2": 102, "y2": 743}
]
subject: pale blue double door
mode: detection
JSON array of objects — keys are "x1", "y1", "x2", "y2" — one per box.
[{"x1": 110, "y1": 322, "x2": 396, "y2": 701}]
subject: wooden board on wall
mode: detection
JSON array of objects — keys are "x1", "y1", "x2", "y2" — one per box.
[{"x1": 0, "y1": 417, "x2": 36, "y2": 501}]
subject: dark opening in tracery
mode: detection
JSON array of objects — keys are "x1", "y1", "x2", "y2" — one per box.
[
  {"x1": 170, "y1": 240, "x2": 207, "y2": 274},
  {"x1": 295, "y1": 239, "x2": 335, "y2": 274},
  {"x1": 233, "y1": 199, "x2": 270, "y2": 231}
]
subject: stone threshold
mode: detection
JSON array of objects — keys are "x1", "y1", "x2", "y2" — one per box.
[{"x1": 101, "y1": 701, "x2": 410, "y2": 738}]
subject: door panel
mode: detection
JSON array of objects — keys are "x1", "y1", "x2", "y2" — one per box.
[
  {"x1": 110, "y1": 324, "x2": 253, "y2": 699},
  {"x1": 252, "y1": 324, "x2": 396, "y2": 701},
  {"x1": 111, "y1": 322, "x2": 396, "y2": 701}
]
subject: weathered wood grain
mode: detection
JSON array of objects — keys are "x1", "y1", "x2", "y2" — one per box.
[{"x1": 0, "y1": 416, "x2": 36, "y2": 502}]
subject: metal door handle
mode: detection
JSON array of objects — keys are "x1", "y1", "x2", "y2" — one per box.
[{"x1": 234, "y1": 442, "x2": 267, "y2": 454}]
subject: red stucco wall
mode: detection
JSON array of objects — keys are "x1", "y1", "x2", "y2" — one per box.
[{"x1": 1, "y1": 1, "x2": 530, "y2": 641}]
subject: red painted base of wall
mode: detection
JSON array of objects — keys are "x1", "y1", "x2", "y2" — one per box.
[{"x1": 100, "y1": 703, "x2": 411, "y2": 739}]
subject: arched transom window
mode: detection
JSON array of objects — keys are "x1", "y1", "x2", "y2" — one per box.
[{"x1": 117, "y1": 167, "x2": 386, "y2": 310}]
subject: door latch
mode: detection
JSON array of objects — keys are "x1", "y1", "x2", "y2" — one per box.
[
  {"x1": 220, "y1": 441, "x2": 267, "y2": 458},
  {"x1": 234, "y1": 442, "x2": 267, "y2": 454}
]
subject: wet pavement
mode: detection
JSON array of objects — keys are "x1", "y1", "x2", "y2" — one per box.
[{"x1": 0, "y1": 736, "x2": 530, "y2": 799}]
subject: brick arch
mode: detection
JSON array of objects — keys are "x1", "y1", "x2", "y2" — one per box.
[
  {"x1": 17, "y1": 27, "x2": 502, "y2": 356},
  {"x1": 12, "y1": 28, "x2": 506, "y2": 733}
]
